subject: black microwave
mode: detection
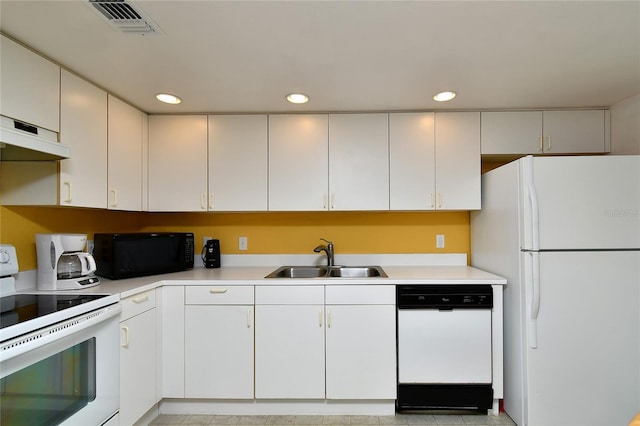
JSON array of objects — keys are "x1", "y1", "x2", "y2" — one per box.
[{"x1": 93, "y1": 232, "x2": 194, "y2": 280}]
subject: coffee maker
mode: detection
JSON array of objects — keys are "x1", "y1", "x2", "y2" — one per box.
[{"x1": 36, "y1": 233, "x2": 100, "y2": 290}]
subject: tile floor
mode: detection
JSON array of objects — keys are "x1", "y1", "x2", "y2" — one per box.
[{"x1": 149, "y1": 412, "x2": 516, "y2": 426}]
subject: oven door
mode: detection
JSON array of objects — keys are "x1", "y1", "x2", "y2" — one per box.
[{"x1": 0, "y1": 303, "x2": 121, "y2": 426}]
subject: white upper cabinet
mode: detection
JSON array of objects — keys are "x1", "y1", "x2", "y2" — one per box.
[
  {"x1": 434, "y1": 112, "x2": 481, "y2": 210},
  {"x1": 481, "y1": 109, "x2": 610, "y2": 155},
  {"x1": 268, "y1": 114, "x2": 329, "y2": 211},
  {"x1": 107, "y1": 95, "x2": 144, "y2": 211},
  {"x1": 59, "y1": 70, "x2": 108, "y2": 209},
  {"x1": 0, "y1": 35, "x2": 60, "y2": 132},
  {"x1": 481, "y1": 111, "x2": 542, "y2": 154},
  {"x1": 542, "y1": 110, "x2": 609, "y2": 153},
  {"x1": 389, "y1": 112, "x2": 436, "y2": 210},
  {"x1": 208, "y1": 115, "x2": 268, "y2": 211},
  {"x1": 148, "y1": 115, "x2": 208, "y2": 212},
  {"x1": 329, "y1": 113, "x2": 389, "y2": 211}
]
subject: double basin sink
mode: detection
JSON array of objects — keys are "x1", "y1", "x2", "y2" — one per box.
[{"x1": 265, "y1": 265, "x2": 387, "y2": 279}]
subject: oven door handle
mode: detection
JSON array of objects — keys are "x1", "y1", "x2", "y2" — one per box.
[{"x1": 0, "y1": 303, "x2": 122, "y2": 362}]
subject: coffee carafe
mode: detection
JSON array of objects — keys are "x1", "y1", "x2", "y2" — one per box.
[{"x1": 36, "y1": 233, "x2": 100, "y2": 290}]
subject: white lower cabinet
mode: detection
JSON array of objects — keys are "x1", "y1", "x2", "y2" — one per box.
[
  {"x1": 325, "y1": 285, "x2": 397, "y2": 400},
  {"x1": 119, "y1": 290, "x2": 157, "y2": 426},
  {"x1": 161, "y1": 286, "x2": 185, "y2": 398},
  {"x1": 156, "y1": 283, "x2": 397, "y2": 410},
  {"x1": 184, "y1": 286, "x2": 254, "y2": 398},
  {"x1": 255, "y1": 286, "x2": 326, "y2": 399}
]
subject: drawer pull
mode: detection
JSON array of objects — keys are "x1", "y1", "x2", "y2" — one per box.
[
  {"x1": 210, "y1": 288, "x2": 228, "y2": 294},
  {"x1": 132, "y1": 294, "x2": 149, "y2": 303}
]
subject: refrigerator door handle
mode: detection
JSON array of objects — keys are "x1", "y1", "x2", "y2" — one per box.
[
  {"x1": 529, "y1": 251, "x2": 541, "y2": 349},
  {"x1": 525, "y1": 156, "x2": 540, "y2": 251}
]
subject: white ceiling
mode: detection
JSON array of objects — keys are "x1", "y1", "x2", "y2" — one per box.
[{"x1": 1, "y1": 0, "x2": 638, "y2": 114}]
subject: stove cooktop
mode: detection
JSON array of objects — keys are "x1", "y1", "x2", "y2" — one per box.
[
  {"x1": 0, "y1": 293, "x2": 111, "y2": 329},
  {"x1": 0, "y1": 292, "x2": 119, "y2": 342}
]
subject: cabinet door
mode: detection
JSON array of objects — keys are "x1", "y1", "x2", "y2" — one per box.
[
  {"x1": 208, "y1": 115, "x2": 267, "y2": 211},
  {"x1": 389, "y1": 112, "x2": 435, "y2": 210},
  {"x1": 480, "y1": 111, "x2": 542, "y2": 155},
  {"x1": 329, "y1": 114, "x2": 389, "y2": 211},
  {"x1": 59, "y1": 70, "x2": 108, "y2": 208},
  {"x1": 255, "y1": 305, "x2": 325, "y2": 398},
  {"x1": 107, "y1": 95, "x2": 143, "y2": 211},
  {"x1": 148, "y1": 115, "x2": 208, "y2": 211},
  {"x1": 269, "y1": 114, "x2": 329, "y2": 211},
  {"x1": 185, "y1": 305, "x2": 254, "y2": 398},
  {"x1": 0, "y1": 35, "x2": 60, "y2": 132},
  {"x1": 543, "y1": 110, "x2": 607, "y2": 153},
  {"x1": 434, "y1": 112, "x2": 481, "y2": 210},
  {"x1": 325, "y1": 305, "x2": 396, "y2": 399},
  {"x1": 120, "y1": 309, "x2": 157, "y2": 426},
  {"x1": 160, "y1": 286, "x2": 185, "y2": 398}
]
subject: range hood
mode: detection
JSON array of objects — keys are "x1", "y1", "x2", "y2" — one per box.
[{"x1": 0, "y1": 115, "x2": 71, "y2": 161}]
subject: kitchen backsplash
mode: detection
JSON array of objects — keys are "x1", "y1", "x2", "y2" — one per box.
[{"x1": 1, "y1": 206, "x2": 470, "y2": 270}]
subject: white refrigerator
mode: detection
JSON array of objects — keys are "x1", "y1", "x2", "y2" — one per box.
[{"x1": 471, "y1": 155, "x2": 640, "y2": 426}]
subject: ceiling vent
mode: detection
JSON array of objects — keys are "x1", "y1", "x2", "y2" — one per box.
[{"x1": 89, "y1": 0, "x2": 162, "y2": 35}]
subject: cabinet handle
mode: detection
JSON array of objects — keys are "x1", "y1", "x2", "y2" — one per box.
[
  {"x1": 63, "y1": 181, "x2": 72, "y2": 203},
  {"x1": 330, "y1": 194, "x2": 335, "y2": 210},
  {"x1": 319, "y1": 309, "x2": 323, "y2": 327},
  {"x1": 322, "y1": 193, "x2": 327, "y2": 209},
  {"x1": 247, "y1": 308, "x2": 252, "y2": 328},
  {"x1": 209, "y1": 288, "x2": 228, "y2": 294},
  {"x1": 437, "y1": 193, "x2": 443, "y2": 209},
  {"x1": 122, "y1": 325, "x2": 130, "y2": 348},
  {"x1": 132, "y1": 294, "x2": 149, "y2": 303},
  {"x1": 200, "y1": 193, "x2": 206, "y2": 210},
  {"x1": 538, "y1": 136, "x2": 544, "y2": 152},
  {"x1": 208, "y1": 193, "x2": 214, "y2": 210},
  {"x1": 327, "y1": 309, "x2": 332, "y2": 328},
  {"x1": 546, "y1": 136, "x2": 552, "y2": 151},
  {"x1": 110, "y1": 189, "x2": 118, "y2": 207},
  {"x1": 430, "y1": 192, "x2": 435, "y2": 208}
]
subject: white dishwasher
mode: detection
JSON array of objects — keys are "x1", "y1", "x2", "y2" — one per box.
[{"x1": 396, "y1": 285, "x2": 493, "y2": 412}]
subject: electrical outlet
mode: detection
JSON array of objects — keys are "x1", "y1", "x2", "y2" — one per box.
[
  {"x1": 239, "y1": 236, "x2": 248, "y2": 251},
  {"x1": 87, "y1": 240, "x2": 94, "y2": 254},
  {"x1": 436, "y1": 234, "x2": 445, "y2": 249},
  {"x1": 203, "y1": 236, "x2": 212, "y2": 247}
]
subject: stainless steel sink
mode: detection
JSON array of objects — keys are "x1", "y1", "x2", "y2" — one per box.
[
  {"x1": 265, "y1": 266, "x2": 387, "y2": 279},
  {"x1": 328, "y1": 266, "x2": 387, "y2": 278}
]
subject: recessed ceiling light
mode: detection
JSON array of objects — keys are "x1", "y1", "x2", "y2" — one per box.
[
  {"x1": 286, "y1": 93, "x2": 309, "y2": 104},
  {"x1": 156, "y1": 93, "x2": 182, "y2": 104},
  {"x1": 433, "y1": 91, "x2": 457, "y2": 102}
]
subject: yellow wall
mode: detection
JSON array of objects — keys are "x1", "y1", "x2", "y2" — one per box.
[{"x1": 1, "y1": 206, "x2": 470, "y2": 271}]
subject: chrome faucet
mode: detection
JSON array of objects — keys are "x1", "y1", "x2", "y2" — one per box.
[{"x1": 313, "y1": 238, "x2": 334, "y2": 267}]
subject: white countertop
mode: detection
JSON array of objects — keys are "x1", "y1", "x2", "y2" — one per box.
[
  {"x1": 81, "y1": 265, "x2": 506, "y2": 299},
  {"x1": 11, "y1": 254, "x2": 506, "y2": 299}
]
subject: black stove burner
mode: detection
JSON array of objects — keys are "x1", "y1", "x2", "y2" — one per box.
[{"x1": 0, "y1": 293, "x2": 109, "y2": 329}]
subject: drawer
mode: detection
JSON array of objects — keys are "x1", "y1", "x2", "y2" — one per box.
[
  {"x1": 121, "y1": 289, "x2": 156, "y2": 321},
  {"x1": 255, "y1": 285, "x2": 324, "y2": 305},
  {"x1": 326, "y1": 285, "x2": 395, "y2": 305},
  {"x1": 185, "y1": 285, "x2": 254, "y2": 305}
]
